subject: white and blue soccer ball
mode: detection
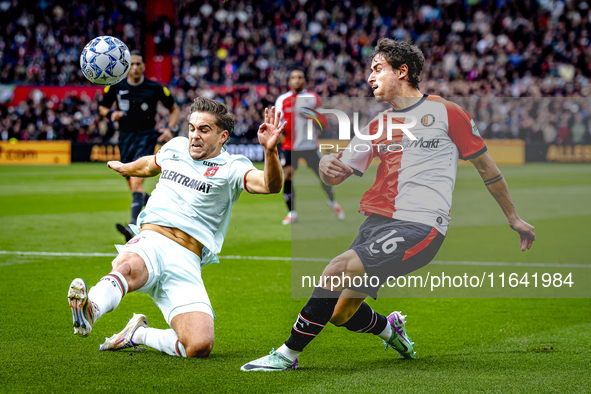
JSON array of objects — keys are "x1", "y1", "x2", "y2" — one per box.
[{"x1": 80, "y1": 36, "x2": 131, "y2": 86}]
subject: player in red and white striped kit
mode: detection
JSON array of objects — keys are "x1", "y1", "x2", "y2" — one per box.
[
  {"x1": 243, "y1": 38, "x2": 536, "y2": 371},
  {"x1": 275, "y1": 69, "x2": 345, "y2": 225}
]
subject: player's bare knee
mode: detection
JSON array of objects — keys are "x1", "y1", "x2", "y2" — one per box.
[
  {"x1": 110, "y1": 253, "x2": 148, "y2": 291},
  {"x1": 112, "y1": 255, "x2": 137, "y2": 277},
  {"x1": 322, "y1": 255, "x2": 349, "y2": 278},
  {"x1": 324, "y1": 251, "x2": 365, "y2": 279},
  {"x1": 113, "y1": 262, "x2": 131, "y2": 277},
  {"x1": 183, "y1": 338, "x2": 214, "y2": 358}
]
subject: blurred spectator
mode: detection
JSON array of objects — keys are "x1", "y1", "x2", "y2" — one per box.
[
  {"x1": 571, "y1": 112, "x2": 586, "y2": 143},
  {"x1": 556, "y1": 114, "x2": 571, "y2": 144},
  {"x1": 0, "y1": 0, "x2": 145, "y2": 85},
  {"x1": 3, "y1": 0, "x2": 591, "y2": 144},
  {"x1": 0, "y1": 90, "x2": 115, "y2": 143}
]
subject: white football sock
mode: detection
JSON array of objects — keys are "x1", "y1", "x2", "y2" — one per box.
[
  {"x1": 377, "y1": 323, "x2": 393, "y2": 341},
  {"x1": 131, "y1": 325, "x2": 147, "y2": 345},
  {"x1": 276, "y1": 344, "x2": 300, "y2": 362},
  {"x1": 88, "y1": 272, "x2": 128, "y2": 321},
  {"x1": 144, "y1": 328, "x2": 187, "y2": 357},
  {"x1": 289, "y1": 211, "x2": 298, "y2": 220}
]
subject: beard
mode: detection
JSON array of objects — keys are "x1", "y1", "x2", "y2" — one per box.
[{"x1": 188, "y1": 144, "x2": 216, "y2": 161}]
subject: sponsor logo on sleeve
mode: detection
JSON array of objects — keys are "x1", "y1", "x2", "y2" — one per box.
[{"x1": 470, "y1": 119, "x2": 481, "y2": 137}]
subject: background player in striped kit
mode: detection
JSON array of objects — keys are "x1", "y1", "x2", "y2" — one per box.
[{"x1": 275, "y1": 69, "x2": 345, "y2": 225}]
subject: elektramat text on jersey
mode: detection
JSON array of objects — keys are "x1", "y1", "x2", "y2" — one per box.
[{"x1": 159, "y1": 169, "x2": 214, "y2": 194}]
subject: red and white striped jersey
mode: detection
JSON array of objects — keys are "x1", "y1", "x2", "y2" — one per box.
[
  {"x1": 341, "y1": 95, "x2": 486, "y2": 235},
  {"x1": 275, "y1": 89, "x2": 322, "y2": 151}
]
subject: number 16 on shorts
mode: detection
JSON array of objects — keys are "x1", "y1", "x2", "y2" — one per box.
[{"x1": 366, "y1": 230, "x2": 405, "y2": 256}]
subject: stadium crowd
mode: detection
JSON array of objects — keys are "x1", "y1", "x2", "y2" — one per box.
[{"x1": 1, "y1": 0, "x2": 591, "y2": 143}]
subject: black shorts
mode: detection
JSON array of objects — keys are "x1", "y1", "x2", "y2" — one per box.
[
  {"x1": 118, "y1": 129, "x2": 160, "y2": 164},
  {"x1": 349, "y1": 214, "x2": 445, "y2": 298},
  {"x1": 280, "y1": 149, "x2": 321, "y2": 171}
]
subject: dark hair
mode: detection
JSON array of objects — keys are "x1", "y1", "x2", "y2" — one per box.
[
  {"x1": 130, "y1": 50, "x2": 144, "y2": 62},
  {"x1": 189, "y1": 97, "x2": 234, "y2": 144},
  {"x1": 289, "y1": 68, "x2": 307, "y2": 81},
  {"x1": 370, "y1": 38, "x2": 425, "y2": 89}
]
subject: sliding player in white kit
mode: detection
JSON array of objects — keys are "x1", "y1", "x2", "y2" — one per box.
[
  {"x1": 242, "y1": 38, "x2": 536, "y2": 371},
  {"x1": 67, "y1": 98, "x2": 284, "y2": 358}
]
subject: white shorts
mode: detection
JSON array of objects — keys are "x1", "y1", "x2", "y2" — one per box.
[{"x1": 115, "y1": 230, "x2": 214, "y2": 325}]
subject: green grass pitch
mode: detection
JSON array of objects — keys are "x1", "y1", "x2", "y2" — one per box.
[{"x1": 0, "y1": 162, "x2": 589, "y2": 393}]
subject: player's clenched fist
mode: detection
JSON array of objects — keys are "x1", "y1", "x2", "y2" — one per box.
[{"x1": 320, "y1": 151, "x2": 353, "y2": 178}]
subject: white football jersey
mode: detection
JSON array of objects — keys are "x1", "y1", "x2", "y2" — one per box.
[{"x1": 137, "y1": 137, "x2": 257, "y2": 266}]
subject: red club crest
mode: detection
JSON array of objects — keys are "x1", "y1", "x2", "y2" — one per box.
[{"x1": 205, "y1": 167, "x2": 219, "y2": 177}]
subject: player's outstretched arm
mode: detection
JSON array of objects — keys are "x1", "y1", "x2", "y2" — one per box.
[
  {"x1": 107, "y1": 155, "x2": 162, "y2": 178},
  {"x1": 469, "y1": 152, "x2": 536, "y2": 251},
  {"x1": 319, "y1": 151, "x2": 353, "y2": 186},
  {"x1": 245, "y1": 106, "x2": 285, "y2": 194}
]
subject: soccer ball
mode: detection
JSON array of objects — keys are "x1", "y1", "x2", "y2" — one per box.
[{"x1": 80, "y1": 36, "x2": 131, "y2": 86}]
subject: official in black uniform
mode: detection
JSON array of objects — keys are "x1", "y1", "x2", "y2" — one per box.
[{"x1": 99, "y1": 50, "x2": 180, "y2": 241}]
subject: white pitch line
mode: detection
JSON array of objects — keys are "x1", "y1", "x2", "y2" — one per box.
[
  {"x1": 0, "y1": 250, "x2": 589, "y2": 268},
  {"x1": 221, "y1": 255, "x2": 328, "y2": 262},
  {"x1": 0, "y1": 251, "x2": 117, "y2": 257},
  {"x1": 429, "y1": 260, "x2": 591, "y2": 269}
]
